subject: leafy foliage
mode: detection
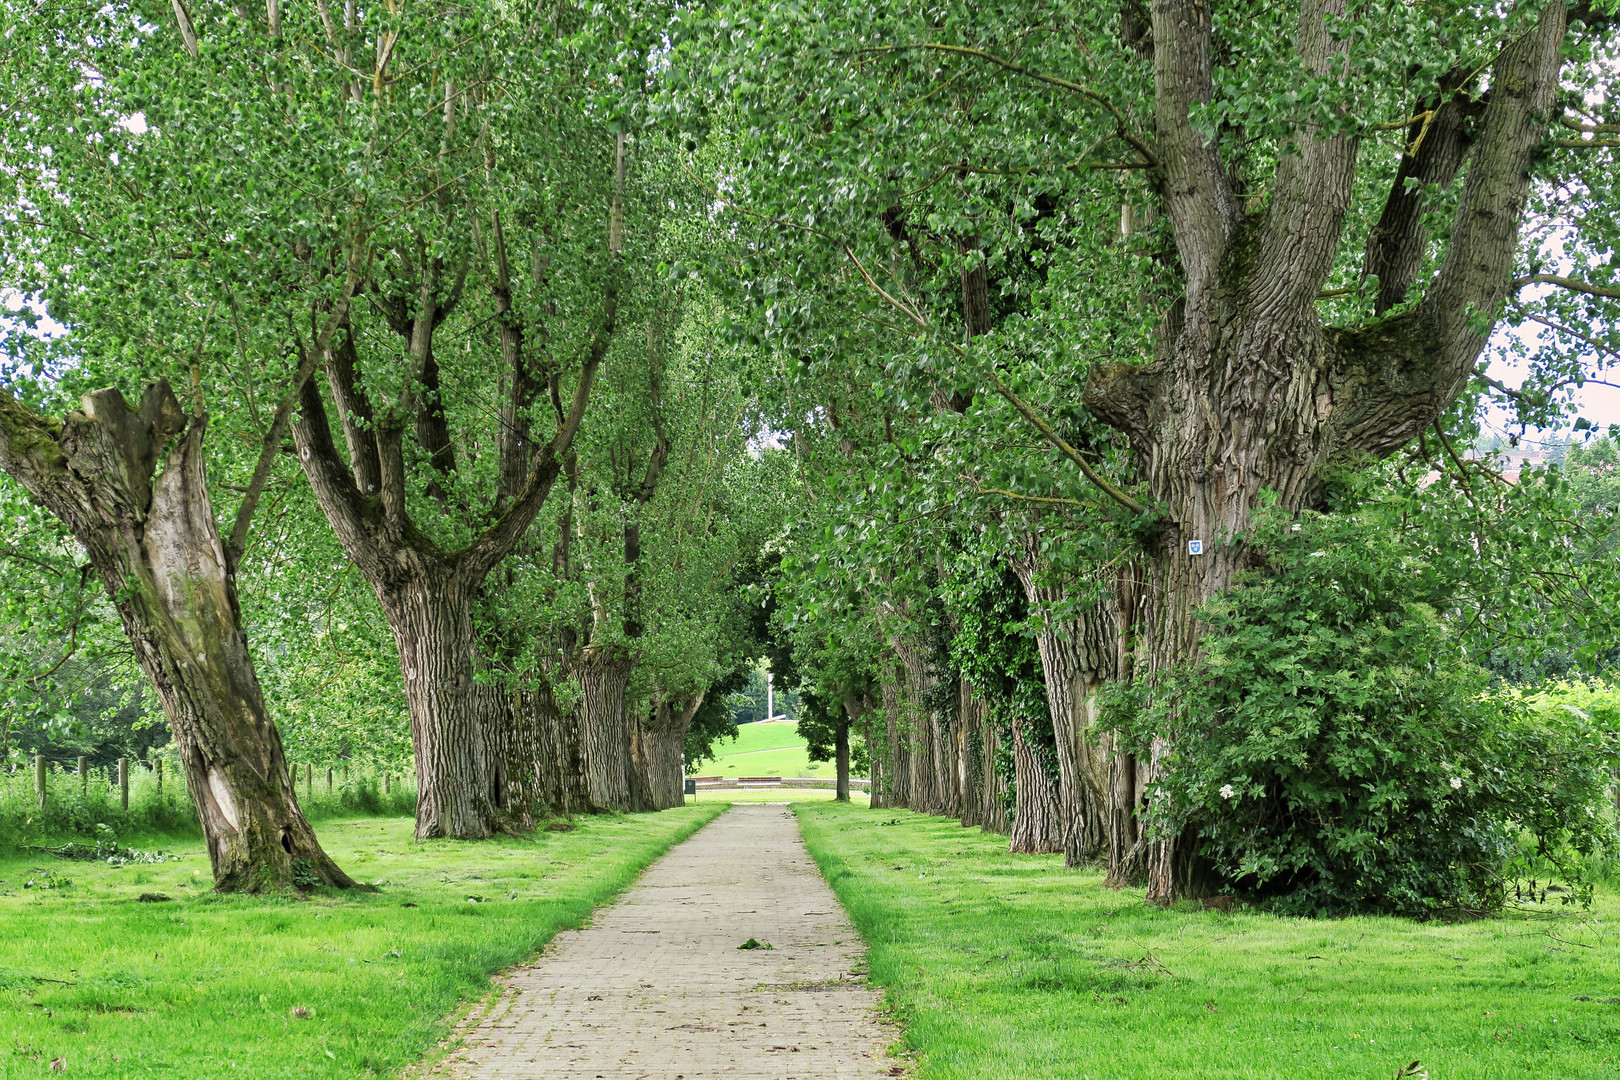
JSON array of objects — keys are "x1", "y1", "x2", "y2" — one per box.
[{"x1": 1109, "y1": 504, "x2": 1620, "y2": 916}]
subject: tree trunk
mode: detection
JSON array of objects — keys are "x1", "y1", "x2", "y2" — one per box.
[
  {"x1": 636, "y1": 693, "x2": 703, "y2": 810},
  {"x1": 880, "y1": 676, "x2": 911, "y2": 809},
  {"x1": 1011, "y1": 549, "x2": 1116, "y2": 868},
  {"x1": 500, "y1": 676, "x2": 591, "y2": 818},
  {"x1": 957, "y1": 679, "x2": 982, "y2": 829},
  {"x1": 0, "y1": 384, "x2": 355, "y2": 891},
  {"x1": 893, "y1": 640, "x2": 940, "y2": 815},
  {"x1": 1008, "y1": 714, "x2": 1062, "y2": 855},
  {"x1": 573, "y1": 646, "x2": 640, "y2": 812},
  {"x1": 1078, "y1": 0, "x2": 1569, "y2": 903},
  {"x1": 380, "y1": 577, "x2": 507, "y2": 838},
  {"x1": 865, "y1": 697, "x2": 886, "y2": 809},
  {"x1": 935, "y1": 695, "x2": 961, "y2": 820},
  {"x1": 838, "y1": 697, "x2": 867, "y2": 804}
]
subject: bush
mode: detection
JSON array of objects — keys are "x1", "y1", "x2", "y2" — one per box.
[{"x1": 1108, "y1": 508, "x2": 1619, "y2": 917}]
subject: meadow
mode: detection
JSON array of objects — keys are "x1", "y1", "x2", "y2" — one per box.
[{"x1": 691, "y1": 720, "x2": 825, "y2": 779}]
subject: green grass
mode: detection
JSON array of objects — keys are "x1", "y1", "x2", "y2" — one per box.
[
  {"x1": 0, "y1": 764, "x2": 416, "y2": 848},
  {"x1": 796, "y1": 802, "x2": 1620, "y2": 1080},
  {"x1": 0, "y1": 805, "x2": 724, "y2": 1078},
  {"x1": 693, "y1": 788, "x2": 869, "y2": 804},
  {"x1": 693, "y1": 720, "x2": 829, "y2": 778}
]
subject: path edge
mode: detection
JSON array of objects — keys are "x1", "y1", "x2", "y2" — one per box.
[
  {"x1": 400, "y1": 803, "x2": 732, "y2": 1079},
  {"x1": 791, "y1": 802, "x2": 916, "y2": 1077}
]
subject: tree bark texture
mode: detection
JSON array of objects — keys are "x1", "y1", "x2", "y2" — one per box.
[
  {"x1": 865, "y1": 696, "x2": 888, "y2": 809},
  {"x1": 892, "y1": 639, "x2": 943, "y2": 815},
  {"x1": 500, "y1": 677, "x2": 591, "y2": 818},
  {"x1": 878, "y1": 675, "x2": 912, "y2": 809},
  {"x1": 975, "y1": 698, "x2": 1011, "y2": 835},
  {"x1": 957, "y1": 678, "x2": 983, "y2": 829},
  {"x1": 1008, "y1": 713, "x2": 1062, "y2": 854},
  {"x1": 571, "y1": 647, "x2": 645, "y2": 812},
  {"x1": 377, "y1": 577, "x2": 507, "y2": 838},
  {"x1": 1011, "y1": 546, "x2": 1117, "y2": 868},
  {"x1": 0, "y1": 384, "x2": 355, "y2": 891},
  {"x1": 1080, "y1": 0, "x2": 1570, "y2": 902},
  {"x1": 636, "y1": 693, "x2": 703, "y2": 810}
]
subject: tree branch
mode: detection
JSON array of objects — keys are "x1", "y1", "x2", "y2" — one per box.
[
  {"x1": 227, "y1": 246, "x2": 365, "y2": 564},
  {"x1": 1514, "y1": 273, "x2": 1620, "y2": 301},
  {"x1": 856, "y1": 43, "x2": 1158, "y2": 166},
  {"x1": 1149, "y1": 0, "x2": 1239, "y2": 298},
  {"x1": 170, "y1": 0, "x2": 200, "y2": 58},
  {"x1": 1418, "y1": 0, "x2": 1568, "y2": 386}
]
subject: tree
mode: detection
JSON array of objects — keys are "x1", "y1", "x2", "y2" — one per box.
[
  {"x1": 0, "y1": 2, "x2": 365, "y2": 887},
  {"x1": 685, "y1": 0, "x2": 1620, "y2": 900}
]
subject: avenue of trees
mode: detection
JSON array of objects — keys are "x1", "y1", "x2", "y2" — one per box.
[{"x1": 3, "y1": 0, "x2": 1618, "y2": 913}]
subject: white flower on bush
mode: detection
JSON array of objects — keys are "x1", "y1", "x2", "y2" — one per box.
[
  {"x1": 1449, "y1": 777, "x2": 1463, "y2": 790},
  {"x1": 1219, "y1": 784, "x2": 1236, "y2": 800}
]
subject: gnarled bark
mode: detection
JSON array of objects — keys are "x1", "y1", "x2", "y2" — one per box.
[
  {"x1": 498, "y1": 676, "x2": 591, "y2": 819},
  {"x1": 0, "y1": 383, "x2": 355, "y2": 891},
  {"x1": 1081, "y1": 0, "x2": 1570, "y2": 903}
]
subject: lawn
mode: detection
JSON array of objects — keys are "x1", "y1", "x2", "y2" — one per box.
[
  {"x1": 693, "y1": 788, "x2": 869, "y2": 804},
  {"x1": 0, "y1": 805, "x2": 724, "y2": 1078},
  {"x1": 693, "y1": 719, "x2": 829, "y2": 779},
  {"x1": 796, "y1": 802, "x2": 1620, "y2": 1080}
]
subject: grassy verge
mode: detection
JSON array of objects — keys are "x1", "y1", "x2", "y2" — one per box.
[
  {"x1": 0, "y1": 805, "x2": 725, "y2": 1078},
  {"x1": 796, "y1": 802, "x2": 1620, "y2": 1080}
]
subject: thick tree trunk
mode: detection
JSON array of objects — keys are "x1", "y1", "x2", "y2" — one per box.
[
  {"x1": 636, "y1": 693, "x2": 702, "y2": 810},
  {"x1": 379, "y1": 577, "x2": 506, "y2": 839},
  {"x1": 573, "y1": 646, "x2": 640, "y2": 812},
  {"x1": 1012, "y1": 550, "x2": 1116, "y2": 868},
  {"x1": 980, "y1": 724, "x2": 1010, "y2": 835},
  {"x1": 0, "y1": 384, "x2": 354, "y2": 891},
  {"x1": 1078, "y1": 0, "x2": 1569, "y2": 903},
  {"x1": 893, "y1": 641, "x2": 940, "y2": 815},
  {"x1": 879, "y1": 676, "x2": 911, "y2": 809},
  {"x1": 501, "y1": 676, "x2": 591, "y2": 818},
  {"x1": 1008, "y1": 715, "x2": 1062, "y2": 855}
]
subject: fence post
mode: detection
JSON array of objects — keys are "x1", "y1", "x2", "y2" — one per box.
[
  {"x1": 305, "y1": 762, "x2": 313, "y2": 800},
  {"x1": 78, "y1": 756, "x2": 87, "y2": 796},
  {"x1": 155, "y1": 757, "x2": 163, "y2": 796},
  {"x1": 118, "y1": 757, "x2": 129, "y2": 811},
  {"x1": 384, "y1": 772, "x2": 391, "y2": 795},
  {"x1": 35, "y1": 754, "x2": 46, "y2": 812},
  {"x1": 326, "y1": 767, "x2": 333, "y2": 794}
]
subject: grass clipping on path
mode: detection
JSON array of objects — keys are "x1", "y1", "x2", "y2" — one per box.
[
  {"x1": 795, "y1": 802, "x2": 1620, "y2": 1080},
  {"x1": 0, "y1": 805, "x2": 724, "y2": 1078}
]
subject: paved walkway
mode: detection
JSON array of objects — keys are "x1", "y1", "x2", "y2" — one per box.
[{"x1": 445, "y1": 804, "x2": 901, "y2": 1079}]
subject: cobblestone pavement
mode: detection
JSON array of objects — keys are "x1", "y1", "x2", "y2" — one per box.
[{"x1": 445, "y1": 803, "x2": 900, "y2": 1079}]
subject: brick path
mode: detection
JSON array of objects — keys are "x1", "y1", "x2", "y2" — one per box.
[{"x1": 445, "y1": 803, "x2": 900, "y2": 1079}]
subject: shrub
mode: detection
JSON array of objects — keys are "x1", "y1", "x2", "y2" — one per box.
[{"x1": 1108, "y1": 508, "x2": 1619, "y2": 917}]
